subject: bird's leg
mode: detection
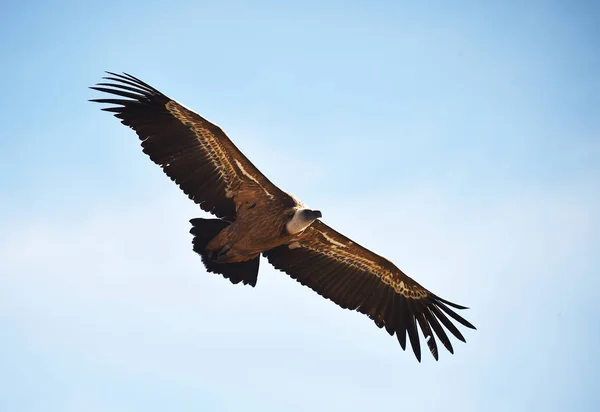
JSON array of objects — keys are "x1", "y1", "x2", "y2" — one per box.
[{"x1": 213, "y1": 242, "x2": 233, "y2": 262}]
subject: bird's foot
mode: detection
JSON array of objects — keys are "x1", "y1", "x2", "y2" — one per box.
[{"x1": 212, "y1": 242, "x2": 232, "y2": 262}]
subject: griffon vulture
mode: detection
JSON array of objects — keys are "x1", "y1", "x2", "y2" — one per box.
[{"x1": 90, "y1": 72, "x2": 475, "y2": 361}]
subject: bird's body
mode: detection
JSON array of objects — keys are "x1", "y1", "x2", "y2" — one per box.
[
  {"x1": 206, "y1": 199, "x2": 320, "y2": 263},
  {"x1": 205, "y1": 202, "x2": 290, "y2": 263},
  {"x1": 91, "y1": 72, "x2": 476, "y2": 361}
]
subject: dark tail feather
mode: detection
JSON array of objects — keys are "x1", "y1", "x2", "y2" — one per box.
[{"x1": 189, "y1": 218, "x2": 259, "y2": 287}]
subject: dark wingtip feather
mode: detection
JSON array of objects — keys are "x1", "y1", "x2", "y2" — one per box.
[
  {"x1": 122, "y1": 72, "x2": 144, "y2": 82},
  {"x1": 424, "y1": 330, "x2": 439, "y2": 360},
  {"x1": 395, "y1": 299, "x2": 409, "y2": 350},
  {"x1": 95, "y1": 72, "x2": 163, "y2": 97},
  {"x1": 397, "y1": 329, "x2": 407, "y2": 350},
  {"x1": 424, "y1": 308, "x2": 454, "y2": 354},
  {"x1": 427, "y1": 336, "x2": 439, "y2": 361},
  {"x1": 89, "y1": 86, "x2": 147, "y2": 101},
  {"x1": 105, "y1": 71, "x2": 136, "y2": 81},
  {"x1": 89, "y1": 98, "x2": 136, "y2": 105},
  {"x1": 406, "y1": 314, "x2": 421, "y2": 362},
  {"x1": 435, "y1": 295, "x2": 470, "y2": 310},
  {"x1": 95, "y1": 82, "x2": 151, "y2": 95},
  {"x1": 416, "y1": 312, "x2": 439, "y2": 360},
  {"x1": 435, "y1": 300, "x2": 477, "y2": 330}
]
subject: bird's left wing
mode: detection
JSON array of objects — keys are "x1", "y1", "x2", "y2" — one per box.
[
  {"x1": 90, "y1": 72, "x2": 292, "y2": 221},
  {"x1": 263, "y1": 220, "x2": 475, "y2": 361}
]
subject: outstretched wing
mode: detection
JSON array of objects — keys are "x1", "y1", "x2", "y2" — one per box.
[
  {"x1": 90, "y1": 72, "x2": 291, "y2": 221},
  {"x1": 263, "y1": 220, "x2": 476, "y2": 361}
]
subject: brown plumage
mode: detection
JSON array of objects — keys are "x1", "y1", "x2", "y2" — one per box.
[{"x1": 90, "y1": 72, "x2": 476, "y2": 361}]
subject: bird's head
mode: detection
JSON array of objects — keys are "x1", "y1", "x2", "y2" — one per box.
[
  {"x1": 286, "y1": 208, "x2": 322, "y2": 234},
  {"x1": 301, "y1": 209, "x2": 322, "y2": 220}
]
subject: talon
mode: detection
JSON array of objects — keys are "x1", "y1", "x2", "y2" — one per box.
[
  {"x1": 205, "y1": 249, "x2": 214, "y2": 260},
  {"x1": 217, "y1": 242, "x2": 232, "y2": 257}
]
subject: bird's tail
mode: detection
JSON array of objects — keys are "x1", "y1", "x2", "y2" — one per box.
[{"x1": 189, "y1": 218, "x2": 259, "y2": 287}]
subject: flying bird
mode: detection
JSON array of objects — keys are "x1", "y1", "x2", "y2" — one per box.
[{"x1": 90, "y1": 72, "x2": 475, "y2": 361}]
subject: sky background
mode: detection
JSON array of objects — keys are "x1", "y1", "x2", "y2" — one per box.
[{"x1": 1, "y1": 0, "x2": 599, "y2": 411}]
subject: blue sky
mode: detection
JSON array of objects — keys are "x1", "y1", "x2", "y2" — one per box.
[{"x1": 1, "y1": 0, "x2": 599, "y2": 411}]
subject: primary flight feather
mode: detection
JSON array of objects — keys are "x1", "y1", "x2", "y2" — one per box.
[{"x1": 90, "y1": 72, "x2": 476, "y2": 361}]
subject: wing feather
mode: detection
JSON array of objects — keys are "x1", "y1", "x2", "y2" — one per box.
[
  {"x1": 424, "y1": 307, "x2": 454, "y2": 354},
  {"x1": 396, "y1": 298, "x2": 409, "y2": 350},
  {"x1": 263, "y1": 220, "x2": 475, "y2": 361}
]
